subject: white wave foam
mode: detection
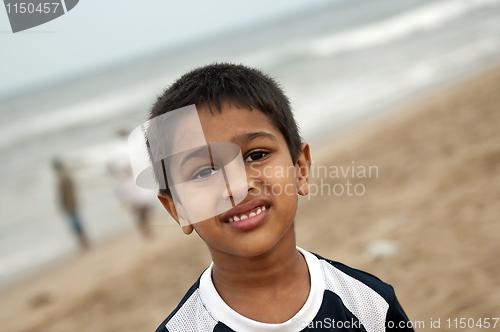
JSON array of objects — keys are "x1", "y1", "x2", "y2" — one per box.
[
  {"x1": 308, "y1": 0, "x2": 500, "y2": 57},
  {"x1": 294, "y1": 33, "x2": 500, "y2": 138},
  {"x1": 239, "y1": 0, "x2": 500, "y2": 67},
  {"x1": 0, "y1": 77, "x2": 170, "y2": 150}
]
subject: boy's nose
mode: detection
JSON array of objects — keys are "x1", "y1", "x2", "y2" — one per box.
[
  {"x1": 223, "y1": 170, "x2": 248, "y2": 202},
  {"x1": 220, "y1": 155, "x2": 248, "y2": 206}
]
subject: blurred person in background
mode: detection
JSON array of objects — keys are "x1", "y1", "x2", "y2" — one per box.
[
  {"x1": 107, "y1": 128, "x2": 154, "y2": 239},
  {"x1": 53, "y1": 158, "x2": 90, "y2": 250}
]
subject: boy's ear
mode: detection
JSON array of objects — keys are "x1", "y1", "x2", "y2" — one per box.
[
  {"x1": 295, "y1": 142, "x2": 311, "y2": 196},
  {"x1": 157, "y1": 194, "x2": 193, "y2": 235}
]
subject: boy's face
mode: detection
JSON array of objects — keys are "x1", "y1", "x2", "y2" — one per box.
[{"x1": 159, "y1": 102, "x2": 310, "y2": 258}]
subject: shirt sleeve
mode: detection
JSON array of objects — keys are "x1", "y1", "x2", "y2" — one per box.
[{"x1": 385, "y1": 286, "x2": 414, "y2": 331}]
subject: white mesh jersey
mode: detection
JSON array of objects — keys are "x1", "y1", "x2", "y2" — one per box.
[{"x1": 155, "y1": 247, "x2": 412, "y2": 332}]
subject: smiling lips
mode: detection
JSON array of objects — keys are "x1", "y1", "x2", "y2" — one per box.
[
  {"x1": 228, "y1": 206, "x2": 266, "y2": 222},
  {"x1": 221, "y1": 199, "x2": 270, "y2": 231}
]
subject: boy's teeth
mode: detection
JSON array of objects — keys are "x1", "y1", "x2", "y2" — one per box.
[{"x1": 228, "y1": 205, "x2": 267, "y2": 222}]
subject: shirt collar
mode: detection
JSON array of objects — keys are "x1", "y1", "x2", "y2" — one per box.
[{"x1": 199, "y1": 246, "x2": 325, "y2": 332}]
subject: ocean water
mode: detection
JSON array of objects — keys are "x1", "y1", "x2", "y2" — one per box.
[{"x1": 1, "y1": 0, "x2": 500, "y2": 287}]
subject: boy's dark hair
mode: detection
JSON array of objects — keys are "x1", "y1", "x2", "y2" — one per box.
[{"x1": 148, "y1": 63, "x2": 301, "y2": 198}]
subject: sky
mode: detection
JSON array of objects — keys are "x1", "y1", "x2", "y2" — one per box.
[{"x1": 0, "y1": 0, "x2": 330, "y2": 98}]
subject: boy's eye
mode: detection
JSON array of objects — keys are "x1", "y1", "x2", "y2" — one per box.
[
  {"x1": 245, "y1": 150, "x2": 268, "y2": 162},
  {"x1": 193, "y1": 167, "x2": 219, "y2": 180}
]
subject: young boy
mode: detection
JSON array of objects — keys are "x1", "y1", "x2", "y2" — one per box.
[{"x1": 146, "y1": 63, "x2": 413, "y2": 331}]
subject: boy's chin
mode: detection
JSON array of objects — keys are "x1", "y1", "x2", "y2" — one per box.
[
  {"x1": 221, "y1": 229, "x2": 295, "y2": 259},
  {"x1": 232, "y1": 242, "x2": 275, "y2": 258}
]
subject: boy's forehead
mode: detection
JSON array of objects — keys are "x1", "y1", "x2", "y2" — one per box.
[
  {"x1": 145, "y1": 104, "x2": 205, "y2": 162},
  {"x1": 195, "y1": 103, "x2": 278, "y2": 142},
  {"x1": 169, "y1": 107, "x2": 206, "y2": 155}
]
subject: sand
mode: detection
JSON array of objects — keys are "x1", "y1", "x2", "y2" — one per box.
[{"x1": 1, "y1": 67, "x2": 499, "y2": 332}]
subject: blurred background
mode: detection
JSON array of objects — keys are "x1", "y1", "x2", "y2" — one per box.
[{"x1": 1, "y1": 0, "x2": 499, "y2": 331}]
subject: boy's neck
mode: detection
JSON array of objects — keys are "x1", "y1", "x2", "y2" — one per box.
[
  {"x1": 208, "y1": 225, "x2": 311, "y2": 323},
  {"x1": 210, "y1": 226, "x2": 301, "y2": 284}
]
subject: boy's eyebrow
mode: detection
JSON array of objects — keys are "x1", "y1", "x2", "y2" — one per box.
[{"x1": 230, "y1": 131, "x2": 278, "y2": 144}]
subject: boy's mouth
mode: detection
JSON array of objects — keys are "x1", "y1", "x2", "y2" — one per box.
[
  {"x1": 220, "y1": 198, "x2": 270, "y2": 230},
  {"x1": 227, "y1": 205, "x2": 266, "y2": 222}
]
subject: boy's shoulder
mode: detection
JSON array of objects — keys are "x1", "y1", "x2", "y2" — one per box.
[
  {"x1": 154, "y1": 272, "x2": 232, "y2": 332},
  {"x1": 154, "y1": 279, "x2": 198, "y2": 332},
  {"x1": 310, "y1": 251, "x2": 395, "y2": 302},
  {"x1": 312, "y1": 251, "x2": 412, "y2": 331}
]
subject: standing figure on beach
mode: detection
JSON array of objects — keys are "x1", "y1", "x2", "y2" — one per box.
[
  {"x1": 107, "y1": 129, "x2": 154, "y2": 239},
  {"x1": 53, "y1": 158, "x2": 90, "y2": 250}
]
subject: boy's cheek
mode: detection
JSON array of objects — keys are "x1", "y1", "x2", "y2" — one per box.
[
  {"x1": 192, "y1": 218, "x2": 221, "y2": 238},
  {"x1": 254, "y1": 164, "x2": 294, "y2": 182},
  {"x1": 284, "y1": 183, "x2": 298, "y2": 196},
  {"x1": 248, "y1": 185, "x2": 262, "y2": 197}
]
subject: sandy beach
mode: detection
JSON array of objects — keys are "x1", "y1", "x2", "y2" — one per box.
[{"x1": 1, "y1": 66, "x2": 499, "y2": 332}]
